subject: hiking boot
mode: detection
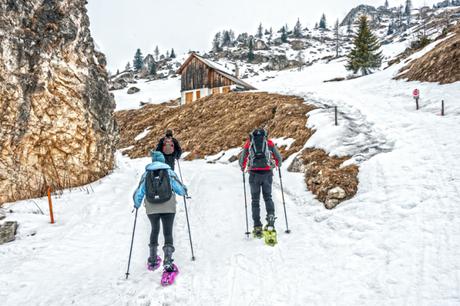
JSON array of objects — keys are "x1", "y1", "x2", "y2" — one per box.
[
  {"x1": 252, "y1": 226, "x2": 263, "y2": 239},
  {"x1": 265, "y1": 214, "x2": 276, "y2": 230},
  {"x1": 163, "y1": 244, "x2": 175, "y2": 272}
]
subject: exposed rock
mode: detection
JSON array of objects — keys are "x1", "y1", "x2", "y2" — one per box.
[
  {"x1": 301, "y1": 149, "x2": 359, "y2": 207},
  {"x1": 290, "y1": 40, "x2": 305, "y2": 51},
  {"x1": 0, "y1": 209, "x2": 5, "y2": 220},
  {"x1": 0, "y1": 221, "x2": 18, "y2": 244},
  {"x1": 127, "y1": 87, "x2": 140, "y2": 94},
  {"x1": 325, "y1": 199, "x2": 339, "y2": 210},
  {"x1": 340, "y1": 4, "x2": 386, "y2": 27},
  {"x1": 273, "y1": 38, "x2": 284, "y2": 46},
  {"x1": 0, "y1": 0, "x2": 117, "y2": 205},
  {"x1": 287, "y1": 155, "x2": 305, "y2": 173},
  {"x1": 267, "y1": 55, "x2": 289, "y2": 70},
  {"x1": 327, "y1": 187, "x2": 347, "y2": 200},
  {"x1": 254, "y1": 40, "x2": 269, "y2": 50}
]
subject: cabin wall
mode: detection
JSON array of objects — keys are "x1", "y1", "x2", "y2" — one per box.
[
  {"x1": 180, "y1": 85, "x2": 236, "y2": 104},
  {"x1": 181, "y1": 57, "x2": 235, "y2": 91}
]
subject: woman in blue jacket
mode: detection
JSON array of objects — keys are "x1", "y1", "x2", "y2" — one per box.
[{"x1": 133, "y1": 151, "x2": 187, "y2": 273}]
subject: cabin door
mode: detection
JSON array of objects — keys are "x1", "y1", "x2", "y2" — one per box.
[{"x1": 185, "y1": 92, "x2": 193, "y2": 103}]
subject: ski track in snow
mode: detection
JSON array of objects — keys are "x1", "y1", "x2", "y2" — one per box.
[{"x1": 2, "y1": 54, "x2": 460, "y2": 304}]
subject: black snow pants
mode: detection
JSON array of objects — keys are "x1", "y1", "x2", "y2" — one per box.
[
  {"x1": 249, "y1": 171, "x2": 275, "y2": 227},
  {"x1": 148, "y1": 213, "x2": 175, "y2": 247}
]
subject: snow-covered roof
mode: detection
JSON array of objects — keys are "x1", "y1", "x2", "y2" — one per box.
[{"x1": 177, "y1": 52, "x2": 257, "y2": 90}]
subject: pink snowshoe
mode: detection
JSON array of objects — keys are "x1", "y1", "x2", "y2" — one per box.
[
  {"x1": 161, "y1": 264, "x2": 179, "y2": 286},
  {"x1": 147, "y1": 256, "x2": 162, "y2": 271}
]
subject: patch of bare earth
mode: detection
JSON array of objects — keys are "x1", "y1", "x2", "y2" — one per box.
[
  {"x1": 396, "y1": 25, "x2": 460, "y2": 84},
  {"x1": 115, "y1": 92, "x2": 359, "y2": 208}
]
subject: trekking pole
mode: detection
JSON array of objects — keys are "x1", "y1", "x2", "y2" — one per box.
[
  {"x1": 278, "y1": 168, "x2": 291, "y2": 234},
  {"x1": 125, "y1": 208, "x2": 139, "y2": 280},
  {"x1": 242, "y1": 172, "x2": 250, "y2": 238},
  {"x1": 177, "y1": 159, "x2": 196, "y2": 261}
]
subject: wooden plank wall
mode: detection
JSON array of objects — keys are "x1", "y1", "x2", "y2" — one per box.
[{"x1": 181, "y1": 58, "x2": 234, "y2": 91}]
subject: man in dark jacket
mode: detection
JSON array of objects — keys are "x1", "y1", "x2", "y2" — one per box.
[
  {"x1": 239, "y1": 128, "x2": 282, "y2": 240},
  {"x1": 156, "y1": 130, "x2": 182, "y2": 171}
]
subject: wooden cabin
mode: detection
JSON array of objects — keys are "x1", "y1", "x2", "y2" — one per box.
[{"x1": 176, "y1": 53, "x2": 256, "y2": 104}]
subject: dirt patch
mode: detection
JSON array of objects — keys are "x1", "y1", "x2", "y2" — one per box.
[
  {"x1": 396, "y1": 25, "x2": 460, "y2": 84},
  {"x1": 115, "y1": 92, "x2": 315, "y2": 160},
  {"x1": 115, "y1": 92, "x2": 359, "y2": 208}
]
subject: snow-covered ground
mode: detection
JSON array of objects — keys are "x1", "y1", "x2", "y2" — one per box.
[
  {"x1": 112, "y1": 78, "x2": 180, "y2": 111},
  {"x1": 2, "y1": 36, "x2": 460, "y2": 305}
]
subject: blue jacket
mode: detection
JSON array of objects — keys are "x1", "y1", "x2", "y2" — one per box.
[{"x1": 133, "y1": 162, "x2": 187, "y2": 208}]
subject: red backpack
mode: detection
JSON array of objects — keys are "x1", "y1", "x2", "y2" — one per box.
[{"x1": 163, "y1": 138, "x2": 175, "y2": 155}]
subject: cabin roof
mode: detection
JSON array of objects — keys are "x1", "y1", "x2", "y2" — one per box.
[{"x1": 176, "y1": 53, "x2": 257, "y2": 90}]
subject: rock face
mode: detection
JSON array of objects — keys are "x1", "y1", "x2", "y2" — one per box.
[
  {"x1": 0, "y1": 0, "x2": 117, "y2": 205},
  {"x1": 127, "y1": 87, "x2": 140, "y2": 94}
]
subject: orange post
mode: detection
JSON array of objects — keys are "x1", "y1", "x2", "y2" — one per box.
[{"x1": 47, "y1": 186, "x2": 55, "y2": 224}]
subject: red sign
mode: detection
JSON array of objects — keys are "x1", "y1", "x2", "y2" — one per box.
[{"x1": 413, "y1": 89, "x2": 420, "y2": 98}]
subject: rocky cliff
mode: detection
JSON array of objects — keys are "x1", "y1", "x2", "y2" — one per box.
[{"x1": 0, "y1": 0, "x2": 117, "y2": 204}]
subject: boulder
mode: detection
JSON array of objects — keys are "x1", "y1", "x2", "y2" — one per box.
[
  {"x1": 0, "y1": 221, "x2": 18, "y2": 245},
  {"x1": 267, "y1": 55, "x2": 289, "y2": 70},
  {"x1": 290, "y1": 40, "x2": 305, "y2": 51},
  {"x1": 254, "y1": 40, "x2": 269, "y2": 50},
  {"x1": 127, "y1": 87, "x2": 140, "y2": 94},
  {"x1": 288, "y1": 156, "x2": 305, "y2": 173},
  {"x1": 327, "y1": 187, "x2": 347, "y2": 200},
  {"x1": 325, "y1": 199, "x2": 339, "y2": 210}
]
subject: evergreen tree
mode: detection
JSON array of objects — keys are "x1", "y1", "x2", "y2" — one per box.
[
  {"x1": 149, "y1": 62, "x2": 157, "y2": 75},
  {"x1": 116, "y1": 69, "x2": 120, "y2": 75},
  {"x1": 222, "y1": 30, "x2": 232, "y2": 47},
  {"x1": 294, "y1": 18, "x2": 303, "y2": 38},
  {"x1": 257, "y1": 23, "x2": 263, "y2": 39},
  {"x1": 319, "y1": 14, "x2": 327, "y2": 29},
  {"x1": 170, "y1": 48, "x2": 176, "y2": 58},
  {"x1": 133, "y1": 48, "x2": 144, "y2": 71},
  {"x1": 268, "y1": 27, "x2": 273, "y2": 43},
  {"x1": 281, "y1": 26, "x2": 288, "y2": 43},
  {"x1": 125, "y1": 62, "x2": 131, "y2": 71},
  {"x1": 166, "y1": 50, "x2": 170, "y2": 58},
  {"x1": 154, "y1": 46, "x2": 160, "y2": 61},
  {"x1": 229, "y1": 30, "x2": 235, "y2": 43},
  {"x1": 334, "y1": 19, "x2": 341, "y2": 57},
  {"x1": 405, "y1": 0, "x2": 412, "y2": 15},
  {"x1": 314, "y1": 22, "x2": 319, "y2": 29},
  {"x1": 387, "y1": 22, "x2": 394, "y2": 35},
  {"x1": 346, "y1": 16, "x2": 382, "y2": 75},
  {"x1": 347, "y1": 20, "x2": 353, "y2": 34},
  {"x1": 248, "y1": 38, "x2": 255, "y2": 62},
  {"x1": 212, "y1": 32, "x2": 222, "y2": 52},
  {"x1": 385, "y1": 0, "x2": 389, "y2": 8}
]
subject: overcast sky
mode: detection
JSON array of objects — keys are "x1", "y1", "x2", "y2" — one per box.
[{"x1": 87, "y1": 0, "x2": 437, "y2": 71}]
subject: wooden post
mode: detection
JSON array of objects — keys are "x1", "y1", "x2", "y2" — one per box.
[
  {"x1": 442, "y1": 100, "x2": 445, "y2": 116},
  {"x1": 416, "y1": 97, "x2": 419, "y2": 110},
  {"x1": 334, "y1": 106, "x2": 338, "y2": 126},
  {"x1": 47, "y1": 186, "x2": 55, "y2": 224}
]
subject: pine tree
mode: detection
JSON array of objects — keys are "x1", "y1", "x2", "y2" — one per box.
[
  {"x1": 334, "y1": 19, "x2": 341, "y2": 57},
  {"x1": 281, "y1": 26, "x2": 288, "y2": 43},
  {"x1": 294, "y1": 18, "x2": 302, "y2": 38},
  {"x1": 346, "y1": 16, "x2": 382, "y2": 75},
  {"x1": 212, "y1": 32, "x2": 222, "y2": 52},
  {"x1": 268, "y1": 27, "x2": 273, "y2": 43},
  {"x1": 385, "y1": 0, "x2": 389, "y2": 8},
  {"x1": 170, "y1": 48, "x2": 176, "y2": 58},
  {"x1": 319, "y1": 14, "x2": 327, "y2": 29},
  {"x1": 116, "y1": 69, "x2": 120, "y2": 75},
  {"x1": 133, "y1": 48, "x2": 144, "y2": 71},
  {"x1": 257, "y1": 23, "x2": 263, "y2": 39},
  {"x1": 154, "y1": 46, "x2": 160, "y2": 61},
  {"x1": 248, "y1": 38, "x2": 255, "y2": 62},
  {"x1": 347, "y1": 20, "x2": 353, "y2": 34},
  {"x1": 222, "y1": 30, "x2": 232, "y2": 47},
  {"x1": 405, "y1": 0, "x2": 412, "y2": 15},
  {"x1": 125, "y1": 62, "x2": 131, "y2": 71},
  {"x1": 149, "y1": 62, "x2": 157, "y2": 75},
  {"x1": 166, "y1": 50, "x2": 170, "y2": 58}
]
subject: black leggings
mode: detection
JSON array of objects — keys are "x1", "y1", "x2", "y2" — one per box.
[{"x1": 148, "y1": 213, "x2": 175, "y2": 247}]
